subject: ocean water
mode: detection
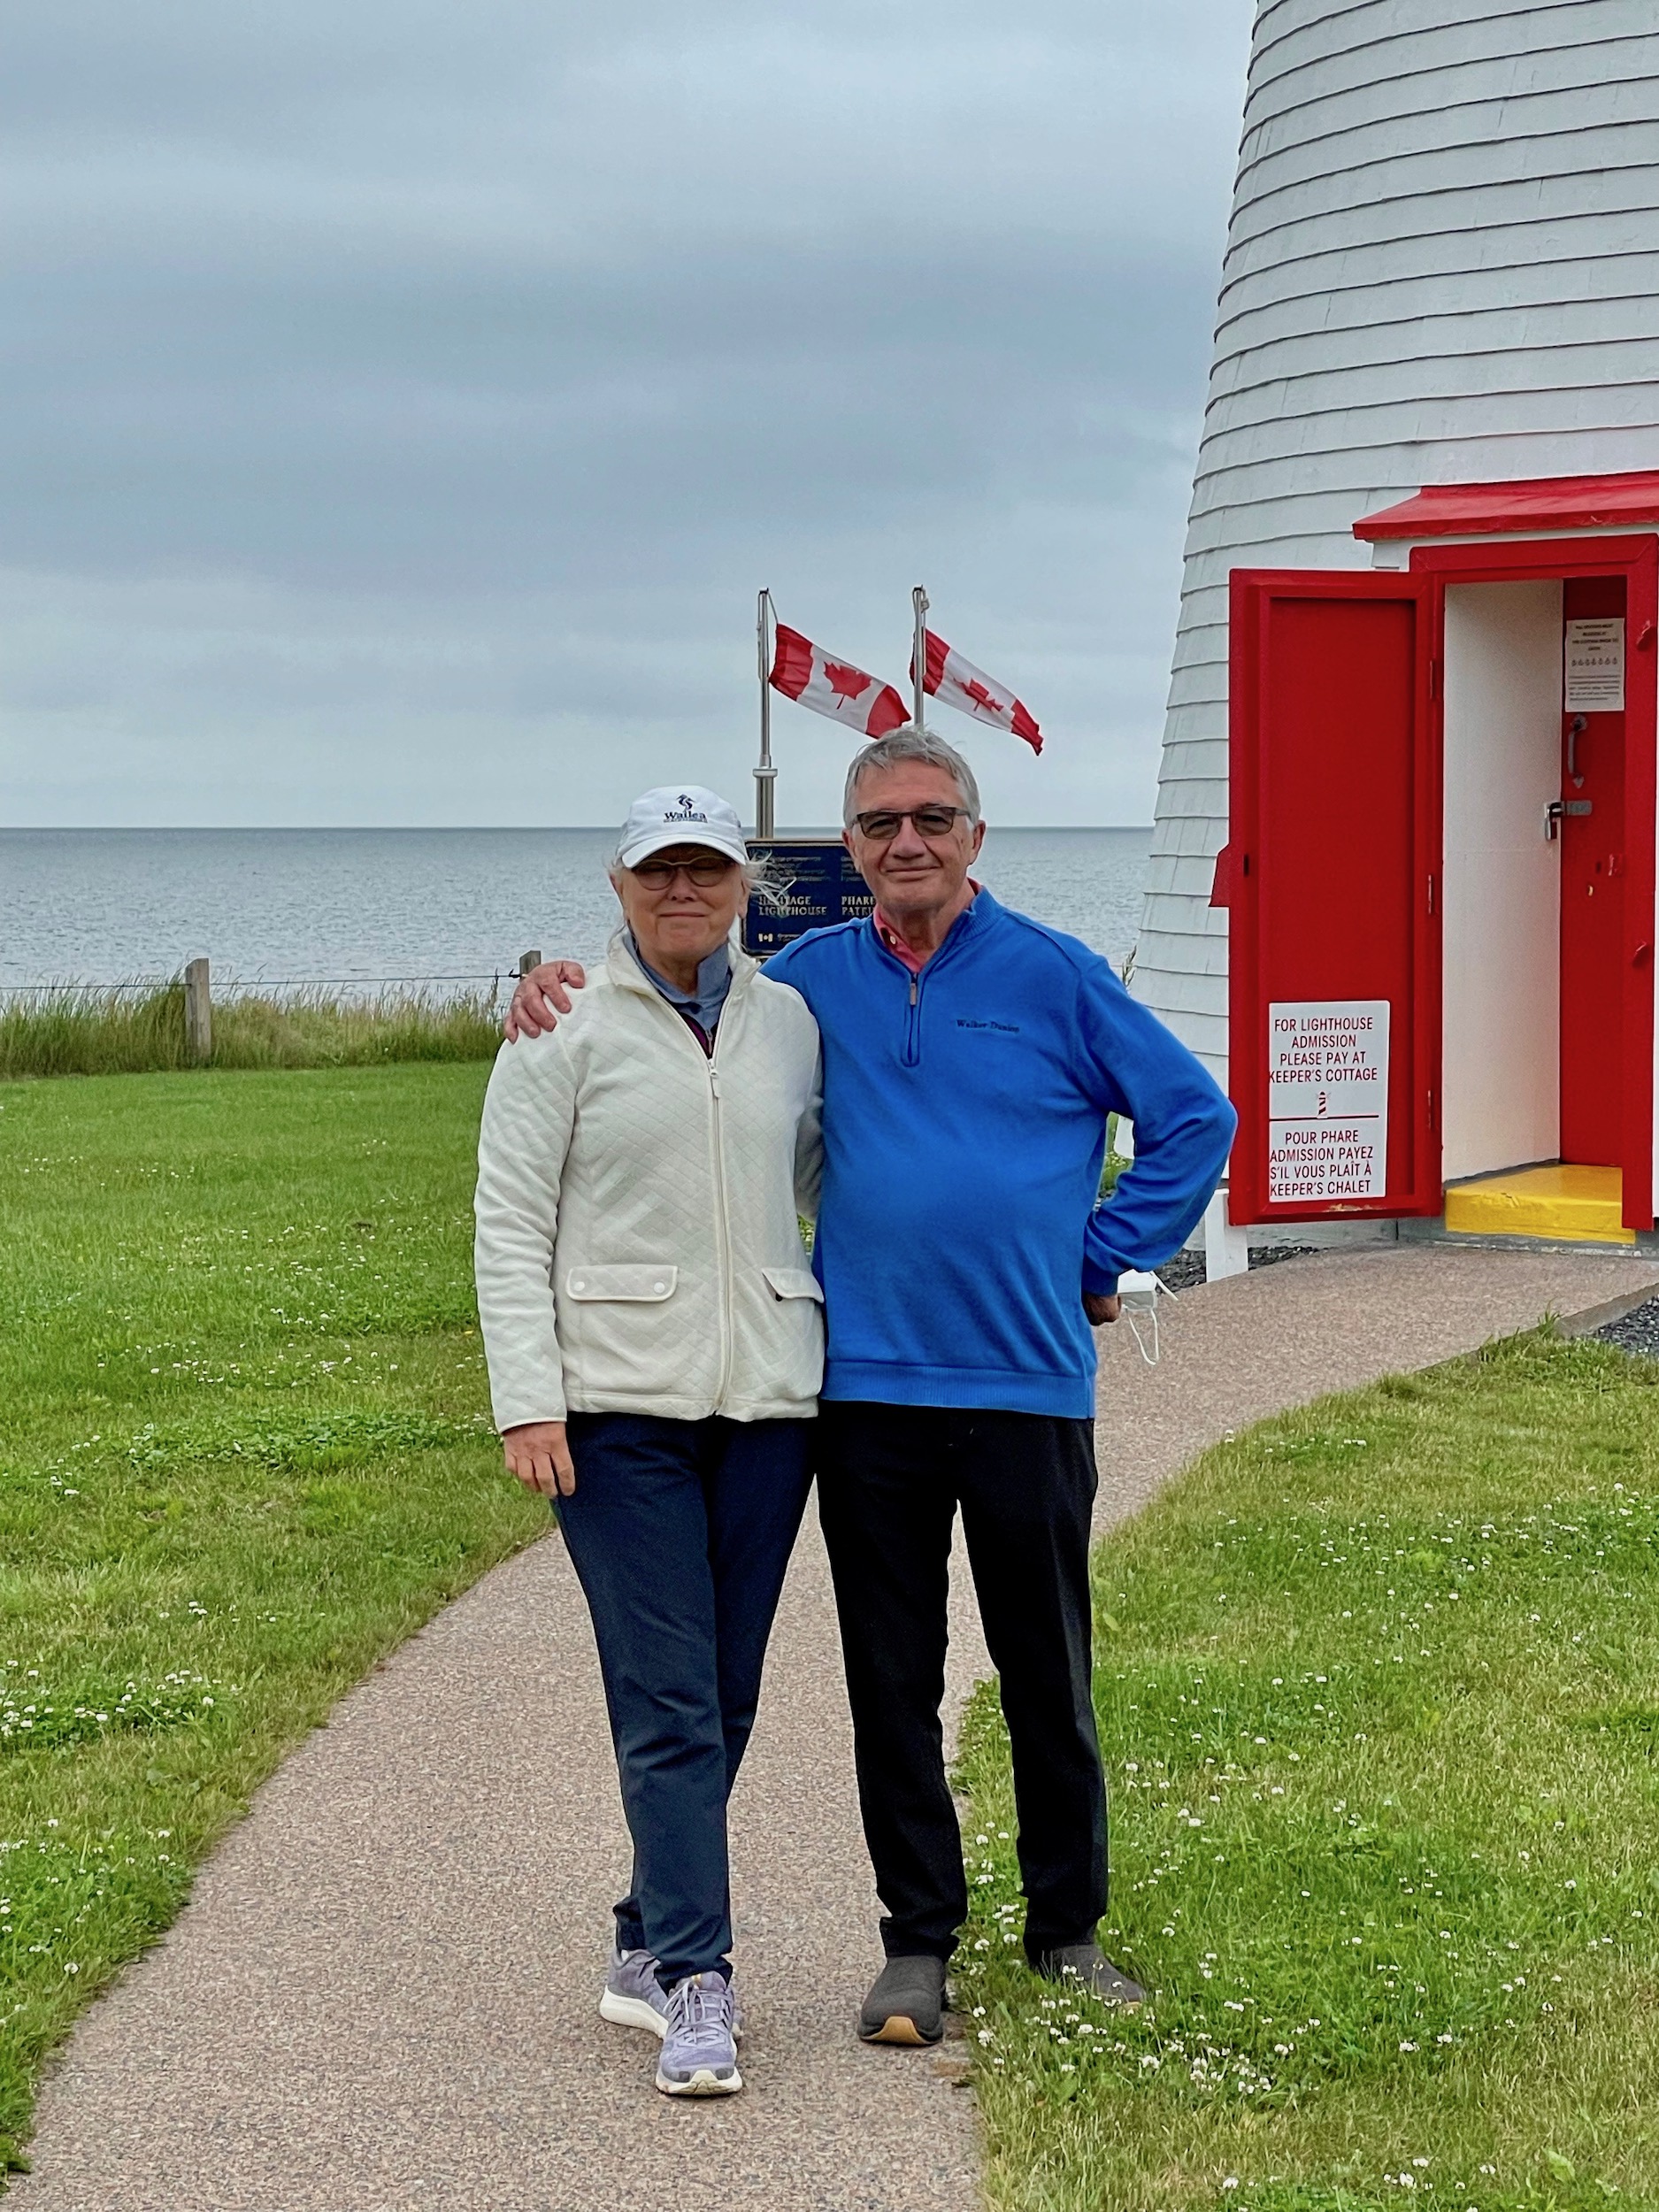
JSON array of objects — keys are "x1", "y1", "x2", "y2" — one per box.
[{"x1": 0, "y1": 826, "x2": 1152, "y2": 993}]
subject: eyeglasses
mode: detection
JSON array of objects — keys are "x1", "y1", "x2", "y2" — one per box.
[
  {"x1": 851, "y1": 805, "x2": 971, "y2": 842},
  {"x1": 630, "y1": 856, "x2": 738, "y2": 889}
]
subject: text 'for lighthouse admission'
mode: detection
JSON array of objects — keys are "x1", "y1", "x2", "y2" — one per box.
[{"x1": 1268, "y1": 999, "x2": 1391, "y2": 1203}]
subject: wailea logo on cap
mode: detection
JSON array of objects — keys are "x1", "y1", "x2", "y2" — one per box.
[{"x1": 618, "y1": 783, "x2": 747, "y2": 868}]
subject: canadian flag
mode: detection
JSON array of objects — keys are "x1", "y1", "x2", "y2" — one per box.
[
  {"x1": 916, "y1": 630, "x2": 1043, "y2": 754},
  {"x1": 769, "y1": 623, "x2": 909, "y2": 738}
]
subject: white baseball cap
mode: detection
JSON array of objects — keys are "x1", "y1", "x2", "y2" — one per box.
[{"x1": 617, "y1": 785, "x2": 749, "y2": 870}]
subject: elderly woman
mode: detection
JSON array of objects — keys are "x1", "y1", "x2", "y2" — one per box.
[{"x1": 473, "y1": 784, "x2": 822, "y2": 2100}]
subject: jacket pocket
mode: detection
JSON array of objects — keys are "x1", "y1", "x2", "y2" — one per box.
[
  {"x1": 565, "y1": 1264, "x2": 678, "y2": 1302},
  {"x1": 735, "y1": 1264, "x2": 825, "y2": 1405}
]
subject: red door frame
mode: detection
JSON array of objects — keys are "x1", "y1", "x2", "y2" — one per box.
[
  {"x1": 1227, "y1": 569, "x2": 1441, "y2": 1225},
  {"x1": 1228, "y1": 534, "x2": 1658, "y2": 1232},
  {"x1": 1407, "y1": 534, "x2": 1658, "y2": 1231}
]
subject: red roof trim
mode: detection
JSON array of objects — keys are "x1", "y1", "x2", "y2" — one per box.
[{"x1": 1354, "y1": 471, "x2": 1659, "y2": 542}]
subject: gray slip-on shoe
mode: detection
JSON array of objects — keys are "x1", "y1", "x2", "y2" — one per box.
[
  {"x1": 1033, "y1": 1942, "x2": 1146, "y2": 2007},
  {"x1": 858, "y1": 1955, "x2": 948, "y2": 2046}
]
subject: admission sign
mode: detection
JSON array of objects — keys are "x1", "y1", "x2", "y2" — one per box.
[{"x1": 1267, "y1": 999, "x2": 1390, "y2": 1202}]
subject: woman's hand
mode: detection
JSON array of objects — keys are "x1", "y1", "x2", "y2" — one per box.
[{"x1": 503, "y1": 1420, "x2": 576, "y2": 1497}]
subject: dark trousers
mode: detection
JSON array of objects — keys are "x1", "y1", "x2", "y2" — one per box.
[
  {"x1": 557, "y1": 1411, "x2": 812, "y2": 1985},
  {"x1": 816, "y1": 1402, "x2": 1107, "y2": 1963}
]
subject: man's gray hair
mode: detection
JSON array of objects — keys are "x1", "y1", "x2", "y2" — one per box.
[{"x1": 842, "y1": 725, "x2": 981, "y2": 826}]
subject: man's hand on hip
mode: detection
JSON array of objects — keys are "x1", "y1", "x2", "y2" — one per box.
[
  {"x1": 503, "y1": 1420, "x2": 576, "y2": 1496},
  {"x1": 1083, "y1": 1293, "x2": 1121, "y2": 1327},
  {"x1": 503, "y1": 960, "x2": 587, "y2": 1041}
]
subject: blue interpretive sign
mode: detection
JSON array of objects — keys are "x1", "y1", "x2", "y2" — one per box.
[{"x1": 742, "y1": 837, "x2": 873, "y2": 956}]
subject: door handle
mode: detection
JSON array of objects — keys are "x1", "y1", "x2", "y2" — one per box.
[{"x1": 1545, "y1": 799, "x2": 1593, "y2": 841}]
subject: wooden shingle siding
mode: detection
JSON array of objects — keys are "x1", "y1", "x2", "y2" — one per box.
[{"x1": 1136, "y1": 0, "x2": 1659, "y2": 1082}]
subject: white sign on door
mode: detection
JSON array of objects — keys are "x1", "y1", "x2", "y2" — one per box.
[
  {"x1": 1564, "y1": 618, "x2": 1624, "y2": 712},
  {"x1": 1268, "y1": 999, "x2": 1390, "y2": 1202}
]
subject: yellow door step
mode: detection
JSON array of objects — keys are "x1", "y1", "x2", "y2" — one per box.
[{"x1": 1444, "y1": 1163, "x2": 1633, "y2": 1245}]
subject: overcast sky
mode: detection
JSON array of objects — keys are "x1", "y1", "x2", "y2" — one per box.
[{"x1": 1, "y1": 1, "x2": 1252, "y2": 829}]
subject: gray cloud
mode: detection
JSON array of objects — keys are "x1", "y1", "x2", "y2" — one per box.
[{"x1": 0, "y1": 0, "x2": 1250, "y2": 827}]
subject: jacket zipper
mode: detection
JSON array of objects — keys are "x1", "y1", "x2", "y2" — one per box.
[
  {"x1": 888, "y1": 906, "x2": 975, "y2": 1069},
  {"x1": 707, "y1": 1019, "x2": 735, "y2": 1409},
  {"x1": 622, "y1": 955, "x2": 741, "y2": 1411}
]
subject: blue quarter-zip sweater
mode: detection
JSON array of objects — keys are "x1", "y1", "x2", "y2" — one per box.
[{"x1": 767, "y1": 889, "x2": 1236, "y2": 1417}]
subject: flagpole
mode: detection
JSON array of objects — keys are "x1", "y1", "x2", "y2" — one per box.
[
  {"x1": 911, "y1": 585, "x2": 928, "y2": 730},
  {"x1": 755, "y1": 588, "x2": 776, "y2": 838}
]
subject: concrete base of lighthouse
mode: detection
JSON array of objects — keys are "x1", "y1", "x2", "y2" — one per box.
[
  {"x1": 1189, "y1": 1188, "x2": 1657, "y2": 1278},
  {"x1": 1444, "y1": 1164, "x2": 1634, "y2": 1246}
]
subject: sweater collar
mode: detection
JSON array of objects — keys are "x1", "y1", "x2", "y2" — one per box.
[
  {"x1": 607, "y1": 926, "x2": 753, "y2": 1002},
  {"x1": 871, "y1": 881, "x2": 994, "y2": 972},
  {"x1": 625, "y1": 930, "x2": 733, "y2": 1026}
]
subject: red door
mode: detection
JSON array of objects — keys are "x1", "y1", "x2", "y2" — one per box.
[
  {"x1": 1225, "y1": 572, "x2": 1440, "y2": 1224},
  {"x1": 1558, "y1": 577, "x2": 1626, "y2": 1163}
]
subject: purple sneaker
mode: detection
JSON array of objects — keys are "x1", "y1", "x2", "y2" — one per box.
[
  {"x1": 600, "y1": 1945, "x2": 671, "y2": 2037},
  {"x1": 655, "y1": 1970, "x2": 742, "y2": 2097},
  {"x1": 600, "y1": 1944, "x2": 745, "y2": 2041}
]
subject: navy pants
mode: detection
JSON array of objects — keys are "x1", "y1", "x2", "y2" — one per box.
[{"x1": 557, "y1": 1411, "x2": 813, "y2": 1985}]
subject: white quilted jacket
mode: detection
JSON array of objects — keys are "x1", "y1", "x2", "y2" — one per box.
[{"x1": 473, "y1": 933, "x2": 824, "y2": 1430}]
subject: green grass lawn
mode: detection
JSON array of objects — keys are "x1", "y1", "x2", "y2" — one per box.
[
  {"x1": 955, "y1": 1332, "x2": 1659, "y2": 2212},
  {"x1": 11, "y1": 1065, "x2": 1659, "y2": 2207},
  {"x1": 0, "y1": 1064, "x2": 544, "y2": 2173}
]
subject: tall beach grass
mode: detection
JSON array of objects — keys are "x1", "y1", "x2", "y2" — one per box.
[{"x1": 0, "y1": 979, "x2": 501, "y2": 1080}]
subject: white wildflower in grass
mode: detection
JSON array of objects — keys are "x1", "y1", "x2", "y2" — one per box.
[{"x1": 949, "y1": 1344, "x2": 1659, "y2": 2201}]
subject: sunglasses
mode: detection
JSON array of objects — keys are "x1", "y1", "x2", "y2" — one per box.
[
  {"x1": 630, "y1": 856, "x2": 738, "y2": 888},
  {"x1": 851, "y1": 805, "x2": 971, "y2": 841}
]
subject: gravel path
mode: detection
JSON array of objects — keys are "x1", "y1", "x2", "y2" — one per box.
[
  {"x1": 1595, "y1": 1294, "x2": 1659, "y2": 1357},
  {"x1": 14, "y1": 1242, "x2": 1658, "y2": 2212}
]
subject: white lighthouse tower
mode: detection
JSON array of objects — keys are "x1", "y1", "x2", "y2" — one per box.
[{"x1": 1141, "y1": 0, "x2": 1659, "y2": 1252}]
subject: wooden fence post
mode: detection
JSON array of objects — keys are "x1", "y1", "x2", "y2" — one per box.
[
  {"x1": 518, "y1": 950, "x2": 541, "y2": 978},
  {"x1": 184, "y1": 957, "x2": 211, "y2": 1063}
]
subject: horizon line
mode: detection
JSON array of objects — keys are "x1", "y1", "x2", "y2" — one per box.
[{"x1": 0, "y1": 821, "x2": 1156, "y2": 834}]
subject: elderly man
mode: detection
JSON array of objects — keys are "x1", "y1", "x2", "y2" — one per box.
[{"x1": 509, "y1": 726, "x2": 1235, "y2": 2045}]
